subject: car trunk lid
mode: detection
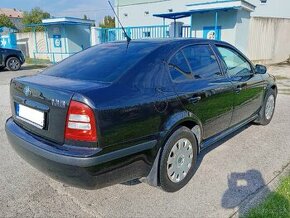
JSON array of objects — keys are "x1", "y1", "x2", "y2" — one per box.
[{"x1": 10, "y1": 74, "x2": 108, "y2": 144}]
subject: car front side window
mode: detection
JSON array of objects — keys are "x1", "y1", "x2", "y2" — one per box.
[{"x1": 217, "y1": 46, "x2": 252, "y2": 77}]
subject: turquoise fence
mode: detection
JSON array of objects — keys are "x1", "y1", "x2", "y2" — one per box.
[
  {"x1": 182, "y1": 26, "x2": 192, "y2": 38},
  {"x1": 98, "y1": 25, "x2": 169, "y2": 43},
  {"x1": 97, "y1": 25, "x2": 193, "y2": 43}
]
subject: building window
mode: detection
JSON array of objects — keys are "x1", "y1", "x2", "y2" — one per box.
[{"x1": 144, "y1": 11, "x2": 149, "y2": 16}]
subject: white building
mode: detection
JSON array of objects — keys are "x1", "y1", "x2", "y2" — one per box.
[
  {"x1": 115, "y1": 0, "x2": 290, "y2": 26},
  {"x1": 113, "y1": 0, "x2": 290, "y2": 63}
]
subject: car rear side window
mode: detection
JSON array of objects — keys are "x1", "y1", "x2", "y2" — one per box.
[
  {"x1": 182, "y1": 45, "x2": 222, "y2": 80},
  {"x1": 42, "y1": 43, "x2": 159, "y2": 83},
  {"x1": 168, "y1": 51, "x2": 192, "y2": 82}
]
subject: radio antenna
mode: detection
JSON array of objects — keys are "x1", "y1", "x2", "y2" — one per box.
[{"x1": 108, "y1": 1, "x2": 131, "y2": 48}]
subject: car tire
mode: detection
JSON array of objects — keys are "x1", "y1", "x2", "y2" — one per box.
[
  {"x1": 6, "y1": 57, "x2": 21, "y2": 71},
  {"x1": 159, "y1": 126, "x2": 198, "y2": 192},
  {"x1": 256, "y1": 89, "x2": 276, "y2": 126}
]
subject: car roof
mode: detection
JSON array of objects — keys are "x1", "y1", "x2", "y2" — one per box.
[
  {"x1": 111, "y1": 38, "x2": 229, "y2": 46},
  {"x1": 109, "y1": 38, "x2": 231, "y2": 58}
]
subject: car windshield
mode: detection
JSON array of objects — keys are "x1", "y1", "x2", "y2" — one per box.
[{"x1": 42, "y1": 42, "x2": 159, "y2": 83}]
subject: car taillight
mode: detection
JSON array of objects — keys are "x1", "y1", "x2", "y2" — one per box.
[{"x1": 65, "y1": 100, "x2": 97, "y2": 142}]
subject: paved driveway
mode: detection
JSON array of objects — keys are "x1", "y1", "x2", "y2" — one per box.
[{"x1": 0, "y1": 66, "x2": 290, "y2": 217}]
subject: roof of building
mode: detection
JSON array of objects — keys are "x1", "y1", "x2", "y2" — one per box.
[
  {"x1": 42, "y1": 17, "x2": 95, "y2": 25},
  {"x1": 154, "y1": 0, "x2": 255, "y2": 20},
  {"x1": 0, "y1": 8, "x2": 23, "y2": 18}
]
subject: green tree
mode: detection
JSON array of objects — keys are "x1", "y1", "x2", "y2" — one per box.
[
  {"x1": 22, "y1": 7, "x2": 50, "y2": 32},
  {"x1": 99, "y1": 15, "x2": 115, "y2": 28},
  {"x1": 0, "y1": 14, "x2": 16, "y2": 29}
]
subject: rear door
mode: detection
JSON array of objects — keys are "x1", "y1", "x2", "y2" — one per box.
[
  {"x1": 169, "y1": 43, "x2": 234, "y2": 139},
  {"x1": 215, "y1": 45, "x2": 265, "y2": 126}
]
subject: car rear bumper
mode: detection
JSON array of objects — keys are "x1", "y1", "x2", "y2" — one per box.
[{"x1": 5, "y1": 118, "x2": 157, "y2": 189}]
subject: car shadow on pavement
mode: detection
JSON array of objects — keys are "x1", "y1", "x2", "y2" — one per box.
[
  {"x1": 222, "y1": 170, "x2": 268, "y2": 213},
  {"x1": 221, "y1": 169, "x2": 290, "y2": 217},
  {"x1": 194, "y1": 123, "x2": 270, "y2": 215}
]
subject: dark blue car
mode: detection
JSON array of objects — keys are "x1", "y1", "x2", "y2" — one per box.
[{"x1": 5, "y1": 39, "x2": 277, "y2": 192}]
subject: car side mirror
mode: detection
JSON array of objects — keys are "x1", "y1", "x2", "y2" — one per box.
[{"x1": 255, "y1": 64, "x2": 267, "y2": 74}]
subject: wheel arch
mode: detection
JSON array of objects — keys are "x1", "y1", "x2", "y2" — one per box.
[
  {"x1": 143, "y1": 111, "x2": 203, "y2": 187},
  {"x1": 160, "y1": 111, "x2": 203, "y2": 151},
  {"x1": 270, "y1": 84, "x2": 278, "y2": 96}
]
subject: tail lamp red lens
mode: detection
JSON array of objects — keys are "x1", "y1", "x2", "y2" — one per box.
[{"x1": 65, "y1": 100, "x2": 97, "y2": 142}]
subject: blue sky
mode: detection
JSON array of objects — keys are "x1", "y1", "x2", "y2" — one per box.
[{"x1": 1, "y1": 0, "x2": 114, "y2": 23}]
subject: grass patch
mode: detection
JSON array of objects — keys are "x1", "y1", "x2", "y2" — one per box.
[
  {"x1": 25, "y1": 57, "x2": 51, "y2": 65},
  {"x1": 245, "y1": 175, "x2": 290, "y2": 218}
]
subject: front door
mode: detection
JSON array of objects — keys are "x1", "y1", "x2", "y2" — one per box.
[
  {"x1": 215, "y1": 45, "x2": 265, "y2": 126},
  {"x1": 169, "y1": 44, "x2": 234, "y2": 140}
]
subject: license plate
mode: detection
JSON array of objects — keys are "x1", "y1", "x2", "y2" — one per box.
[{"x1": 16, "y1": 104, "x2": 45, "y2": 128}]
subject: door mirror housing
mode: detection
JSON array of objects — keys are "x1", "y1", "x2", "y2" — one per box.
[{"x1": 255, "y1": 64, "x2": 267, "y2": 74}]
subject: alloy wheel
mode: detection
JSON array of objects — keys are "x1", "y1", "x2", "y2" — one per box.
[{"x1": 8, "y1": 58, "x2": 20, "y2": 70}]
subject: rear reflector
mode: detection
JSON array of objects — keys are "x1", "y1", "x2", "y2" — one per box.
[{"x1": 65, "y1": 100, "x2": 97, "y2": 142}]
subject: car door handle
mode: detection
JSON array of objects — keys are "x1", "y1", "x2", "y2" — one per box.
[{"x1": 188, "y1": 96, "x2": 202, "y2": 104}]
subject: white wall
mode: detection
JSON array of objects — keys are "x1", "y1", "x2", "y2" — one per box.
[
  {"x1": 235, "y1": 9, "x2": 251, "y2": 54},
  {"x1": 16, "y1": 32, "x2": 49, "y2": 59},
  {"x1": 66, "y1": 25, "x2": 91, "y2": 52},
  {"x1": 248, "y1": 17, "x2": 290, "y2": 63},
  {"x1": 249, "y1": 0, "x2": 290, "y2": 18}
]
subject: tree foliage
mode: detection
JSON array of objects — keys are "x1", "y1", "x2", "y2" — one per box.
[
  {"x1": 22, "y1": 7, "x2": 50, "y2": 32},
  {"x1": 0, "y1": 14, "x2": 16, "y2": 29},
  {"x1": 99, "y1": 16, "x2": 115, "y2": 28}
]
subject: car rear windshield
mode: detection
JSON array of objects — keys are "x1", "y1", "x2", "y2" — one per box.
[{"x1": 42, "y1": 42, "x2": 159, "y2": 83}]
